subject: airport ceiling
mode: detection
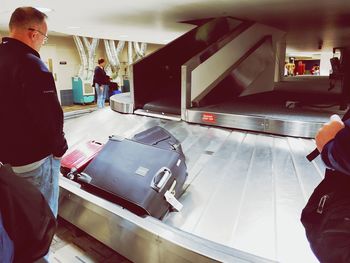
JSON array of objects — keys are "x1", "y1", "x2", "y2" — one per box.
[{"x1": 1, "y1": 0, "x2": 350, "y2": 52}]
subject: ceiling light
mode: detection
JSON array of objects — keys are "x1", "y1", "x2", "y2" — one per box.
[
  {"x1": 35, "y1": 7, "x2": 53, "y2": 13},
  {"x1": 68, "y1": 26, "x2": 80, "y2": 29}
]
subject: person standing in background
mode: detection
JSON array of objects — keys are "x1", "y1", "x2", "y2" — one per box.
[
  {"x1": 93, "y1": 58, "x2": 110, "y2": 108},
  {"x1": 0, "y1": 6, "x2": 67, "y2": 219}
]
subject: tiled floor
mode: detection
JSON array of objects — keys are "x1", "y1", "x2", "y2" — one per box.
[
  {"x1": 49, "y1": 218, "x2": 131, "y2": 263},
  {"x1": 62, "y1": 103, "x2": 99, "y2": 113}
]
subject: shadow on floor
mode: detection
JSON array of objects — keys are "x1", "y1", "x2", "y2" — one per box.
[{"x1": 49, "y1": 217, "x2": 131, "y2": 263}]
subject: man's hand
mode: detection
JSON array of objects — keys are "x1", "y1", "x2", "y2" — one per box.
[{"x1": 315, "y1": 114, "x2": 345, "y2": 152}]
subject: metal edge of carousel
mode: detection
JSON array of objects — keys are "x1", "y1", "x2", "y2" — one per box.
[{"x1": 59, "y1": 178, "x2": 277, "y2": 263}]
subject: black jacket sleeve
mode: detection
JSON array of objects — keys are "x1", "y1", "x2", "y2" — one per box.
[
  {"x1": 321, "y1": 119, "x2": 350, "y2": 175},
  {"x1": 20, "y1": 54, "x2": 68, "y2": 157}
]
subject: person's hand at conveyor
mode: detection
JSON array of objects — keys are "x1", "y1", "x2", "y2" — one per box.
[{"x1": 307, "y1": 114, "x2": 345, "y2": 161}]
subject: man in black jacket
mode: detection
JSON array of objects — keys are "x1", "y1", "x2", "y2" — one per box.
[{"x1": 0, "y1": 6, "x2": 68, "y2": 219}]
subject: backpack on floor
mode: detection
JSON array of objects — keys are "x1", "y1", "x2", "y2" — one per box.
[{"x1": 0, "y1": 163, "x2": 57, "y2": 263}]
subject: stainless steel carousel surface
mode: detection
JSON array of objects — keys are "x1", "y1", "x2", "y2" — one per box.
[{"x1": 60, "y1": 107, "x2": 324, "y2": 263}]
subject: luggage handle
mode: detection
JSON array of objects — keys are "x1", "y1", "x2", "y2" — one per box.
[
  {"x1": 109, "y1": 135, "x2": 125, "y2": 142},
  {"x1": 151, "y1": 167, "x2": 171, "y2": 192},
  {"x1": 91, "y1": 140, "x2": 103, "y2": 145}
]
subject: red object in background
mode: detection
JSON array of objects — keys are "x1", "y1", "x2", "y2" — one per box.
[
  {"x1": 296, "y1": 61, "x2": 305, "y2": 75},
  {"x1": 61, "y1": 140, "x2": 104, "y2": 176}
]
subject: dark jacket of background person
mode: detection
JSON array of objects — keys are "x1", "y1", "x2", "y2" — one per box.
[
  {"x1": 0, "y1": 37, "x2": 68, "y2": 166},
  {"x1": 93, "y1": 66, "x2": 109, "y2": 86}
]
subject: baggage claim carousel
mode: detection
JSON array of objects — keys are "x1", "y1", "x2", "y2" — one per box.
[
  {"x1": 58, "y1": 105, "x2": 340, "y2": 263},
  {"x1": 58, "y1": 17, "x2": 349, "y2": 263}
]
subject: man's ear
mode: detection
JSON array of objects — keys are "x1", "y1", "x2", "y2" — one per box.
[{"x1": 27, "y1": 30, "x2": 36, "y2": 41}]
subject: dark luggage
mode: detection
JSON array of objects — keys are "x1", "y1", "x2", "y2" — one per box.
[
  {"x1": 79, "y1": 136, "x2": 187, "y2": 219},
  {"x1": 132, "y1": 126, "x2": 183, "y2": 155},
  {"x1": 61, "y1": 140, "x2": 104, "y2": 179},
  {"x1": 301, "y1": 169, "x2": 350, "y2": 263},
  {"x1": 0, "y1": 162, "x2": 56, "y2": 263}
]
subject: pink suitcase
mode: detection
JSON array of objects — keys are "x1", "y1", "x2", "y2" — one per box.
[{"x1": 60, "y1": 140, "x2": 104, "y2": 179}]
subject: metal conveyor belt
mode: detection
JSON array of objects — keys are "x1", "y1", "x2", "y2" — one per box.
[{"x1": 60, "y1": 108, "x2": 324, "y2": 263}]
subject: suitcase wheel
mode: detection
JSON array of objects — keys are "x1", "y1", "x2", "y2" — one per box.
[{"x1": 77, "y1": 172, "x2": 92, "y2": 184}]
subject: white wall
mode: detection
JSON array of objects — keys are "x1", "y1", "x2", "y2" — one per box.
[
  {"x1": 320, "y1": 52, "x2": 333, "y2": 76},
  {"x1": 40, "y1": 36, "x2": 106, "y2": 94}
]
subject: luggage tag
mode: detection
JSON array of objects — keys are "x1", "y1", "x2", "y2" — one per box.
[
  {"x1": 164, "y1": 180, "x2": 183, "y2": 211},
  {"x1": 164, "y1": 191, "x2": 183, "y2": 211}
]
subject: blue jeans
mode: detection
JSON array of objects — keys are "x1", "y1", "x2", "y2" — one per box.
[
  {"x1": 15, "y1": 155, "x2": 60, "y2": 262},
  {"x1": 95, "y1": 84, "x2": 109, "y2": 108},
  {"x1": 14, "y1": 155, "x2": 60, "y2": 217},
  {"x1": 0, "y1": 211, "x2": 14, "y2": 263}
]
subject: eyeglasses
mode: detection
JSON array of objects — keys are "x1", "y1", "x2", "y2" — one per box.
[{"x1": 28, "y1": 28, "x2": 48, "y2": 43}]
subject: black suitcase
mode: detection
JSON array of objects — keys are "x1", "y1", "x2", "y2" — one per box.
[
  {"x1": 132, "y1": 126, "x2": 184, "y2": 155},
  {"x1": 79, "y1": 136, "x2": 187, "y2": 219}
]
